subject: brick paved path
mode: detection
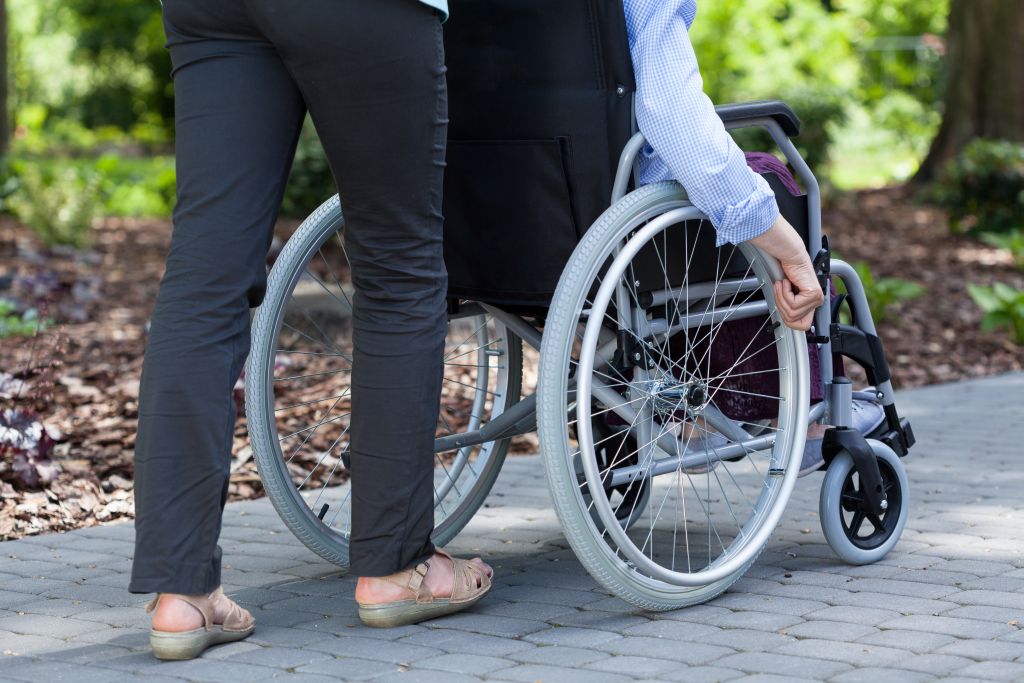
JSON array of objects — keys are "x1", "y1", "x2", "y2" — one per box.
[{"x1": 1, "y1": 373, "x2": 1022, "y2": 682}]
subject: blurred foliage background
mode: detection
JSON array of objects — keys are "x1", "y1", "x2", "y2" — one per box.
[
  {"x1": 3, "y1": 0, "x2": 955, "y2": 220},
  {"x1": 0, "y1": 0, "x2": 1022, "y2": 275}
]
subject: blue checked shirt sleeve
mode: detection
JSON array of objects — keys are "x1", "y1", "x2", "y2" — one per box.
[{"x1": 623, "y1": 0, "x2": 779, "y2": 247}]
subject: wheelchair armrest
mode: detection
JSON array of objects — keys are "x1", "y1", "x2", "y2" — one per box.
[{"x1": 715, "y1": 100, "x2": 802, "y2": 138}]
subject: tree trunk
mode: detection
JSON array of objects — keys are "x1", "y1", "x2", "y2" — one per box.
[
  {"x1": 914, "y1": 0, "x2": 1024, "y2": 182},
  {"x1": 0, "y1": 0, "x2": 8, "y2": 158}
]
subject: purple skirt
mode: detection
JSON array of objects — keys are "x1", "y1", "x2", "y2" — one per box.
[{"x1": 677, "y1": 153, "x2": 842, "y2": 422}]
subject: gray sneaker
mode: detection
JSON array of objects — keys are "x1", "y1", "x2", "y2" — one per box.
[{"x1": 798, "y1": 399, "x2": 886, "y2": 477}]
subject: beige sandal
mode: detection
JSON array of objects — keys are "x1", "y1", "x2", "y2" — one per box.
[
  {"x1": 357, "y1": 548, "x2": 492, "y2": 628},
  {"x1": 145, "y1": 586, "x2": 256, "y2": 660}
]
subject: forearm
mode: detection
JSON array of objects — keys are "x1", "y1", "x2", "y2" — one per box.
[
  {"x1": 747, "y1": 214, "x2": 809, "y2": 266},
  {"x1": 626, "y1": 2, "x2": 779, "y2": 246}
]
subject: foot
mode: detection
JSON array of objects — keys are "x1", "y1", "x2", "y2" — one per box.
[
  {"x1": 355, "y1": 552, "x2": 493, "y2": 606},
  {"x1": 793, "y1": 399, "x2": 886, "y2": 477},
  {"x1": 151, "y1": 587, "x2": 252, "y2": 633}
]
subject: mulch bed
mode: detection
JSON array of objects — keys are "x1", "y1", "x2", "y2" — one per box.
[{"x1": 1, "y1": 187, "x2": 1021, "y2": 540}]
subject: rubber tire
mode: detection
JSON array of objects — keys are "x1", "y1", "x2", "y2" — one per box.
[
  {"x1": 819, "y1": 440, "x2": 909, "y2": 565},
  {"x1": 247, "y1": 194, "x2": 522, "y2": 569},
  {"x1": 537, "y1": 182, "x2": 806, "y2": 610}
]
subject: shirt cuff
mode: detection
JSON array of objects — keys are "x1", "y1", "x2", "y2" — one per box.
[{"x1": 712, "y1": 174, "x2": 780, "y2": 247}]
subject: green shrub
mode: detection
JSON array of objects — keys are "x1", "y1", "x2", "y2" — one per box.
[
  {"x1": 838, "y1": 261, "x2": 925, "y2": 324},
  {"x1": 280, "y1": 118, "x2": 334, "y2": 218},
  {"x1": 94, "y1": 154, "x2": 176, "y2": 218},
  {"x1": 937, "y1": 139, "x2": 1024, "y2": 235},
  {"x1": 980, "y1": 230, "x2": 1024, "y2": 269},
  {"x1": 0, "y1": 160, "x2": 22, "y2": 215},
  {"x1": 10, "y1": 162, "x2": 100, "y2": 249},
  {"x1": 968, "y1": 282, "x2": 1024, "y2": 345},
  {"x1": 0, "y1": 299, "x2": 50, "y2": 339}
]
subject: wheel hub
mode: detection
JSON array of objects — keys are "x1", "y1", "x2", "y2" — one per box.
[{"x1": 649, "y1": 378, "x2": 709, "y2": 418}]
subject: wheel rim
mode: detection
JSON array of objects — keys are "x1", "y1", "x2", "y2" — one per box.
[
  {"x1": 570, "y1": 203, "x2": 807, "y2": 588},
  {"x1": 254, "y1": 214, "x2": 517, "y2": 548},
  {"x1": 839, "y1": 457, "x2": 902, "y2": 550}
]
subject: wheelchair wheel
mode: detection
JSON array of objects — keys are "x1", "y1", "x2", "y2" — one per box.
[
  {"x1": 537, "y1": 182, "x2": 809, "y2": 610},
  {"x1": 246, "y1": 195, "x2": 522, "y2": 568},
  {"x1": 577, "y1": 413, "x2": 651, "y2": 533},
  {"x1": 819, "y1": 440, "x2": 908, "y2": 565}
]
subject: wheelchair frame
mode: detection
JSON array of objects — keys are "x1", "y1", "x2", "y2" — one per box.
[{"x1": 436, "y1": 108, "x2": 914, "y2": 488}]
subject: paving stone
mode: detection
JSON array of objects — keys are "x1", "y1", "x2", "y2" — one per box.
[
  {"x1": 398, "y1": 629, "x2": 535, "y2": 657},
  {"x1": 585, "y1": 654, "x2": 679, "y2": 676},
  {"x1": 10, "y1": 597, "x2": 110, "y2": 618},
  {"x1": 715, "y1": 652, "x2": 851, "y2": 679},
  {"x1": 775, "y1": 638, "x2": 912, "y2": 667},
  {"x1": 419, "y1": 613, "x2": 547, "y2": 638},
  {"x1": 302, "y1": 635, "x2": 443, "y2": 664},
  {"x1": 830, "y1": 667, "x2": 935, "y2": 683},
  {"x1": 604, "y1": 636, "x2": 734, "y2": 665},
  {"x1": 727, "y1": 676, "x2": 822, "y2": 683},
  {"x1": 893, "y1": 653, "x2": 979, "y2": 675},
  {"x1": 418, "y1": 653, "x2": 515, "y2": 675},
  {"x1": 547, "y1": 609, "x2": 651, "y2": 632},
  {"x1": 5, "y1": 659, "x2": 160, "y2": 682},
  {"x1": 879, "y1": 614, "x2": 1014, "y2": 639},
  {"x1": 489, "y1": 585, "x2": 605, "y2": 607},
  {"x1": 839, "y1": 577, "x2": 958, "y2": 598},
  {"x1": 506, "y1": 645, "x2": 609, "y2": 667},
  {"x1": 953, "y1": 661, "x2": 1024, "y2": 681},
  {"x1": 286, "y1": 655, "x2": 401, "y2": 679},
  {"x1": 935, "y1": 638, "x2": 1024, "y2": 662},
  {"x1": 949, "y1": 589, "x2": 1024, "y2": 610},
  {"x1": 803, "y1": 604, "x2": 904, "y2": 625},
  {"x1": 828, "y1": 590, "x2": 955, "y2": 616},
  {"x1": 943, "y1": 604, "x2": 1024, "y2": 623},
  {"x1": 524, "y1": 626, "x2": 621, "y2": 648},
  {"x1": 693, "y1": 628, "x2": 795, "y2": 652},
  {"x1": 781, "y1": 619, "x2": 876, "y2": 641},
  {"x1": 710, "y1": 593, "x2": 827, "y2": 616},
  {"x1": 641, "y1": 666, "x2": 745, "y2": 682},
  {"x1": 146, "y1": 658, "x2": 281, "y2": 681},
  {"x1": 42, "y1": 641, "x2": 138, "y2": 665},
  {"x1": 855, "y1": 628, "x2": 954, "y2": 654},
  {"x1": 621, "y1": 619, "x2": 720, "y2": 640},
  {"x1": 488, "y1": 663, "x2": 632, "y2": 683},
  {"x1": 0, "y1": 613, "x2": 97, "y2": 638},
  {"x1": 475, "y1": 599, "x2": 577, "y2": 622}
]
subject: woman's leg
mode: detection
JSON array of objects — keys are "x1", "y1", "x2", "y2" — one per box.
[
  {"x1": 129, "y1": 4, "x2": 306, "y2": 596},
  {"x1": 251, "y1": 0, "x2": 450, "y2": 577}
]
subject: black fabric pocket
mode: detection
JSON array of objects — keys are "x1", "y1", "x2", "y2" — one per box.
[{"x1": 443, "y1": 137, "x2": 580, "y2": 306}]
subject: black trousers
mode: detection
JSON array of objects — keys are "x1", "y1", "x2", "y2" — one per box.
[{"x1": 129, "y1": 0, "x2": 447, "y2": 594}]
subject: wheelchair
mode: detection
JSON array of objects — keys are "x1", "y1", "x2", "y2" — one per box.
[{"x1": 245, "y1": 0, "x2": 916, "y2": 609}]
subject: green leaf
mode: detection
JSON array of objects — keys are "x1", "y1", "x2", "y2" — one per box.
[{"x1": 967, "y1": 284, "x2": 1000, "y2": 312}]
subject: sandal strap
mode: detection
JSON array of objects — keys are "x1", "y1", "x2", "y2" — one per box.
[
  {"x1": 380, "y1": 560, "x2": 433, "y2": 605},
  {"x1": 209, "y1": 586, "x2": 255, "y2": 631},
  {"x1": 144, "y1": 591, "x2": 215, "y2": 631},
  {"x1": 436, "y1": 548, "x2": 491, "y2": 601},
  {"x1": 143, "y1": 587, "x2": 254, "y2": 632}
]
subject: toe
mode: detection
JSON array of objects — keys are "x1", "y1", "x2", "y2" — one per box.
[{"x1": 469, "y1": 557, "x2": 494, "y2": 580}]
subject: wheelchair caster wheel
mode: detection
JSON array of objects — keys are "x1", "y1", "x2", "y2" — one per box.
[{"x1": 819, "y1": 440, "x2": 908, "y2": 565}]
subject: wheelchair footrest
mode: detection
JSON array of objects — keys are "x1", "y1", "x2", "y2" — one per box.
[{"x1": 872, "y1": 417, "x2": 915, "y2": 458}]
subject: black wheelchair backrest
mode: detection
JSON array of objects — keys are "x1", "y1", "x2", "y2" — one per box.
[{"x1": 442, "y1": 0, "x2": 636, "y2": 307}]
